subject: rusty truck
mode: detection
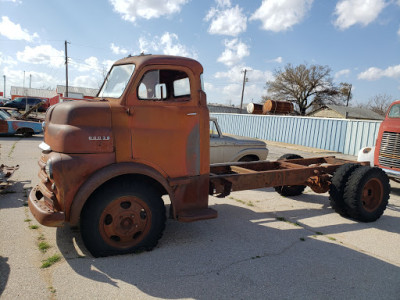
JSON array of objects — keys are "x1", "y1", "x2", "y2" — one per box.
[{"x1": 29, "y1": 54, "x2": 390, "y2": 257}]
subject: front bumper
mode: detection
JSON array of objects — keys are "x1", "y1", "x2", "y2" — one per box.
[
  {"x1": 28, "y1": 185, "x2": 65, "y2": 227},
  {"x1": 382, "y1": 167, "x2": 400, "y2": 180}
]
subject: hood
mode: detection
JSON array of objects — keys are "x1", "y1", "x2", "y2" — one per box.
[
  {"x1": 44, "y1": 100, "x2": 114, "y2": 154},
  {"x1": 223, "y1": 135, "x2": 267, "y2": 147}
]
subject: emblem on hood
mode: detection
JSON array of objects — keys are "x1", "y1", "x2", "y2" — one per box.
[{"x1": 89, "y1": 136, "x2": 110, "y2": 141}]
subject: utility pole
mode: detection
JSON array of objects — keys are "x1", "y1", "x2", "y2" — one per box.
[
  {"x1": 3, "y1": 75, "x2": 5, "y2": 98},
  {"x1": 65, "y1": 40, "x2": 70, "y2": 97},
  {"x1": 29, "y1": 74, "x2": 32, "y2": 88},
  {"x1": 240, "y1": 69, "x2": 248, "y2": 113}
]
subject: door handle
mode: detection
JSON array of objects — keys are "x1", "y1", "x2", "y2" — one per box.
[{"x1": 187, "y1": 113, "x2": 197, "y2": 116}]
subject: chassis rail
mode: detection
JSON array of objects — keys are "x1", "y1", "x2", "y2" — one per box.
[{"x1": 209, "y1": 156, "x2": 369, "y2": 197}]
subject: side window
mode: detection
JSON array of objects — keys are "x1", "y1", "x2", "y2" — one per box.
[
  {"x1": 210, "y1": 120, "x2": 220, "y2": 138},
  {"x1": 138, "y1": 69, "x2": 191, "y2": 101}
]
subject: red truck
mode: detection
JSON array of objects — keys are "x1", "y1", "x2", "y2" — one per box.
[
  {"x1": 29, "y1": 55, "x2": 390, "y2": 257},
  {"x1": 358, "y1": 100, "x2": 400, "y2": 181}
]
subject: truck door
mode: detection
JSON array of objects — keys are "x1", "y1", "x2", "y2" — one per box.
[{"x1": 128, "y1": 66, "x2": 201, "y2": 178}]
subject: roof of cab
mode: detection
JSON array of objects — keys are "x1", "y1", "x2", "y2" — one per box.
[{"x1": 113, "y1": 54, "x2": 204, "y2": 75}]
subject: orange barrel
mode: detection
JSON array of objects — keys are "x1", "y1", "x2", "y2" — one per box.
[
  {"x1": 247, "y1": 103, "x2": 264, "y2": 114},
  {"x1": 263, "y1": 100, "x2": 294, "y2": 114}
]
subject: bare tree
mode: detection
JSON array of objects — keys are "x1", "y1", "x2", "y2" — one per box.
[
  {"x1": 367, "y1": 93, "x2": 393, "y2": 116},
  {"x1": 266, "y1": 63, "x2": 350, "y2": 115}
]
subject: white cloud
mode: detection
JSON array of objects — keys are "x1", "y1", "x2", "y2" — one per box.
[
  {"x1": 358, "y1": 64, "x2": 400, "y2": 80},
  {"x1": 2, "y1": 66, "x2": 57, "y2": 91},
  {"x1": 334, "y1": 0, "x2": 386, "y2": 30},
  {"x1": 72, "y1": 75, "x2": 101, "y2": 89},
  {"x1": 217, "y1": 39, "x2": 249, "y2": 66},
  {"x1": 205, "y1": 3, "x2": 247, "y2": 36},
  {"x1": 0, "y1": 52, "x2": 17, "y2": 66},
  {"x1": 0, "y1": 16, "x2": 39, "y2": 42},
  {"x1": 110, "y1": 43, "x2": 128, "y2": 55},
  {"x1": 139, "y1": 32, "x2": 197, "y2": 58},
  {"x1": 398, "y1": 25, "x2": 400, "y2": 37},
  {"x1": 205, "y1": 1, "x2": 247, "y2": 36},
  {"x1": 109, "y1": 0, "x2": 188, "y2": 22},
  {"x1": 266, "y1": 56, "x2": 283, "y2": 63},
  {"x1": 335, "y1": 69, "x2": 351, "y2": 79},
  {"x1": 16, "y1": 45, "x2": 64, "y2": 68},
  {"x1": 250, "y1": 0, "x2": 313, "y2": 32},
  {"x1": 71, "y1": 56, "x2": 101, "y2": 72},
  {"x1": 215, "y1": 65, "x2": 274, "y2": 83}
]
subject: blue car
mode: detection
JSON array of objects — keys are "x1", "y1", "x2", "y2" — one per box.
[{"x1": 0, "y1": 108, "x2": 43, "y2": 137}]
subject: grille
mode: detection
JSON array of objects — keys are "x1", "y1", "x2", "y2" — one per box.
[{"x1": 378, "y1": 131, "x2": 400, "y2": 169}]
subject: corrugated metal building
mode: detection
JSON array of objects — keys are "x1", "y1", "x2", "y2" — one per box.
[{"x1": 10, "y1": 86, "x2": 57, "y2": 100}]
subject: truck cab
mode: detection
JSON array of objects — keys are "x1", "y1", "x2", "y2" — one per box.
[
  {"x1": 358, "y1": 100, "x2": 400, "y2": 181},
  {"x1": 29, "y1": 55, "x2": 216, "y2": 256}
]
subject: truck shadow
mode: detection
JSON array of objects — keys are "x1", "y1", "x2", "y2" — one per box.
[
  {"x1": 0, "y1": 181, "x2": 31, "y2": 209},
  {"x1": 55, "y1": 200, "x2": 400, "y2": 299},
  {"x1": 0, "y1": 256, "x2": 10, "y2": 297}
]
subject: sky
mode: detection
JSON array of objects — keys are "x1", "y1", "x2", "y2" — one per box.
[{"x1": 0, "y1": 0, "x2": 400, "y2": 107}]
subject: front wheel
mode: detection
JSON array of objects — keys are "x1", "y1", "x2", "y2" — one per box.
[
  {"x1": 80, "y1": 180, "x2": 166, "y2": 257},
  {"x1": 344, "y1": 166, "x2": 390, "y2": 222}
]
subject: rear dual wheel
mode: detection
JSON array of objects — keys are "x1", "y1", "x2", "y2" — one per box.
[
  {"x1": 80, "y1": 180, "x2": 166, "y2": 257},
  {"x1": 330, "y1": 164, "x2": 390, "y2": 222},
  {"x1": 343, "y1": 166, "x2": 390, "y2": 222}
]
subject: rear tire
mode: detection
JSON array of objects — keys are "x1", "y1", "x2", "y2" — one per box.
[
  {"x1": 344, "y1": 166, "x2": 390, "y2": 222},
  {"x1": 274, "y1": 154, "x2": 306, "y2": 196},
  {"x1": 329, "y1": 163, "x2": 361, "y2": 217},
  {"x1": 80, "y1": 180, "x2": 166, "y2": 257}
]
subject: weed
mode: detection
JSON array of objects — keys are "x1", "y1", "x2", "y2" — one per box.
[
  {"x1": 300, "y1": 237, "x2": 306, "y2": 241},
  {"x1": 24, "y1": 218, "x2": 32, "y2": 222},
  {"x1": 37, "y1": 234, "x2": 45, "y2": 241},
  {"x1": 38, "y1": 241, "x2": 50, "y2": 253},
  {"x1": 8, "y1": 142, "x2": 17, "y2": 157},
  {"x1": 316, "y1": 232, "x2": 323, "y2": 235},
  {"x1": 29, "y1": 225, "x2": 39, "y2": 229},
  {"x1": 48, "y1": 286, "x2": 56, "y2": 294},
  {"x1": 41, "y1": 254, "x2": 61, "y2": 268},
  {"x1": 328, "y1": 236, "x2": 336, "y2": 241}
]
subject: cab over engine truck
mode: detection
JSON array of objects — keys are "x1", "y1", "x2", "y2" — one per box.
[{"x1": 29, "y1": 55, "x2": 390, "y2": 257}]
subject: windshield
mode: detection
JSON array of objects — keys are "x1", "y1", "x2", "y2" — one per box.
[
  {"x1": 0, "y1": 110, "x2": 10, "y2": 120},
  {"x1": 388, "y1": 104, "x2": 400, "y2": 118},
  {"x1": 98, "y1": 64, "x2": 135, "y2": 98}
]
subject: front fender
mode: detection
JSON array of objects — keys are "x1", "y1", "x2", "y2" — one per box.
[
  {"x1": 69, "y1": 162, "x2": 173, "y2": 226},
  {"x1": 357, "y1": 146, "x2": 375, "y2": 166}
]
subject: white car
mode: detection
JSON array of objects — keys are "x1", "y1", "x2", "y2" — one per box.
[{"x1": 210, "y1": 117, "x2": 268, "y2": 164}]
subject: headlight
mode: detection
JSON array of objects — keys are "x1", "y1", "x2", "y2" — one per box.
[{"x1": 45, "y1": 159, "x2": 53, "y2": 179}]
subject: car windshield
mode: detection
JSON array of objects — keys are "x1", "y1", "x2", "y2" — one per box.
[
  {"x1": 388, "y1": 104, "x2": 400, "y2": 118},
  {"x1": 0, "y1": 110, "x2": 10, "y2": 120},
  {"x1": 98, "y1": 64, "x2": 135, "y2": 98}
]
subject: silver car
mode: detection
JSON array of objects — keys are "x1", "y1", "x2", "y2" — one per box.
[{"x1": 210, "y1": 117, "x2": 268, "y2": 163}]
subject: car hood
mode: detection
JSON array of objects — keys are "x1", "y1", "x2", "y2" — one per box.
[{"x1": 221, "y1": 134, "x2": 267, "y2": 147}]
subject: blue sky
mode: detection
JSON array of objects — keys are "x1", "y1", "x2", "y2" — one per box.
[{"x1": 0, "y1": 0, "x2": 399, "y2": 106}]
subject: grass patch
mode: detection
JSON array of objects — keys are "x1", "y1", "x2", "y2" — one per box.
[
  {"x1": 24, "y1": 218, "x2": 32, "y2": 222},
  {"x1": 29, "y1": 225, "x2": 39, "y2": 229},
  {"x1": 37, "y1": 234, "x2": 45, "y2": 241},
  {"x1": 328, "y1": 236, "x2": 336, "y2": 241},
  {"x1": 38, "y1": 241, "x2": 50, "y2": 253},
  {"x1": 8, "y1": 142, "x2": 17, "y2": 157},
  {"x1": 276, "y1": 216, "x2": 301, "y2": 227},
  {"x1": 41, "y1": 254, "x2": 61, "y2": 269},
  {"x1": 316, "y1": 232, "x2": 323, "y2": 235}
]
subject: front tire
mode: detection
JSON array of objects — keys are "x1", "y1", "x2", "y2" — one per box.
[
  {"x1": 80, "y1": 180, "x2": 166, "y2": 257},
  {"x1": 344, "y1": 166, "x2": 390, "y2": 222}
]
